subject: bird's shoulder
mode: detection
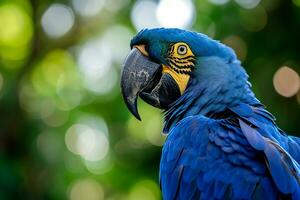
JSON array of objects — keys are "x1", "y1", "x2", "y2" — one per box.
[
  {"x1": 160, "y1": 115, "x2": 270, "y2": 200},
  {"x1": 160, "y1": 106, "x2": 300, "y2": 200}
]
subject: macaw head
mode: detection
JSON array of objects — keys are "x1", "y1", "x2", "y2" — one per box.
[{"x1": 121, "y1": 28, "x2": 256, "y2": 122}]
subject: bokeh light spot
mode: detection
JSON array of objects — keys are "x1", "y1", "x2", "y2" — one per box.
[
  {"x1": 84, "y1": 155, "x2": 114, "y2": 175},
  {"x1": 101, "y1": 25, "x2": 134, "y2": 64},
  {"x1": 131, "y1": 0, "x2": 159, "y2": 31},
  {"x1": 65, "y1": 124, "x2": 109, "y2": 161},
  {"x1": 235, "y1": 0, "x2": 261, "y2": 9},
  {"x1": 65, "y1": 116, "x2": 110, "y2": 161},
  {"x1": 0, "y1": 3, "x2": 32, "y2": 46},
  {"x1": 70, "y1": 179, "x2": 104, "y2": 200},
  {"x1": 27, "y1": 49, "x2": 82, "y2": 117},
  {"x1": 78, "y1": 39, "x2": 111, "y2": 79},
  {"x1": 41, "y1": 4, "x2": 74, "y2": 38},
  {"x1": 128, "y1": 179, "x2": 161, "y2": 200},
  {"x1": 77, "y1": 26, "x2": 131, "y2": 95},
  {"x1": 31, "y1": 49, "x2": 79, "y2": 96},
  {"x1": 72, "y1": 0, "x2": 105, "y2": 17},
  {"x1": 273, "y1": 66, "x2": 300, "y2": 97},
  {"x1": 56, "y1": 73, "x2": 82, "y2": 111},
  {"x1": 0, "y1": 3, "x2": 33, "y2": 63},
  {"x1": 21, "y1": 49, "x2": 81, "y2": 120},
  {"x1": 239, "y1": 5, "x2": 268, "y2": 32},
  {"x1": 156, "y1": 0, "x2": 195, "y2": 28},
  {"x1": 223, "y1": 35, "x2": 247, "y2": 61},
  {"x1": 78, "y1": 128, "x2": 109, "y2": 161}
]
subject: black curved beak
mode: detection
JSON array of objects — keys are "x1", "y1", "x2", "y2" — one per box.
[{"x1": 121, "y1": 48, "x2": 181, "y2": 120}]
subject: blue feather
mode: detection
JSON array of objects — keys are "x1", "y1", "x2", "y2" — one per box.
[{"x1": 130, "y1": 28, "x2": 300, "y2": 199}]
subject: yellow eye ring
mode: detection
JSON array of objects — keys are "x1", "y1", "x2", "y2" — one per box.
[{"x1": 177, "y1": 45, "x2": 187, "y2": 55}]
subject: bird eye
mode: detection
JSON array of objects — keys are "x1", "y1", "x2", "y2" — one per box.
[{"x1": 177, "y1": 45, "x2": 187, "y2": 55}]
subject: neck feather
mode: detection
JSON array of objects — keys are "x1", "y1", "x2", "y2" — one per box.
[{"x1": 163, "y1": 57, "x2": 260, "y2": 134}]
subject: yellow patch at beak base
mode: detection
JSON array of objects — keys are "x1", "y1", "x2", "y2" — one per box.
[
  {"x1": 133, "y1": 45, "x2": 149, "y2": 57},
  {"x1": 162, "y1": 65, "x2": 190, "y2": 94}
]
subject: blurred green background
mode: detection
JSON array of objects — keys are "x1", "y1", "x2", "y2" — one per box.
[{"x1": 0, "y1": 0, "x2": 299, "y2": 199}]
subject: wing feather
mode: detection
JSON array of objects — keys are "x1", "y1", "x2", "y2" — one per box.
[{"x1": 160, "y1": 116, "x2": 283, "y2": 200}]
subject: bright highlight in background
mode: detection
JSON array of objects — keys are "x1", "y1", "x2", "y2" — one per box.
[
  {"x1": 131, "y1": 0, "x2": 159, "y2": 31},
  {"x1": 156, "y1": 0, "x2": 195, "y2": 28},
  {"x1": 131, "y1": 0, "x2": 195, "y2": 31},
  {"x1": 0, "y1": 3, "x2": 32, "y2": 46},
  {"x1": 65, "y1": 116, "x2": 109, "y2": 161},
  {"x1": 77, "y1": 25, "x2": 132, "y2": 95},
  {"x1": 72, "y1": 0, "x2": 105, "y2": 17},
  {"x1": 128, "y1": 179, "x2": 161, "y2": 200},
  {"x1": 273, "y1": 66, "x2": 300, "y2": 97},
  {"x1": 84, "y1": 156, "x2": 114, "y2": 175},
  {"x1": 0, "y1": 3, "x2": 33, "y2": 63},
  {"x1": 235, "y1": 0, "x2": 261, "y2": 9},
  {"x1": 41, "y1": 4, "x2": 74, "y2": 38},
  {"x1": 78, "y1": 38, "x2": 114, "y2": 95}
]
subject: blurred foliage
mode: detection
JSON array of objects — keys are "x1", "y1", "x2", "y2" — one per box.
[{"x1": 0, "y1": 0, "x2": 299, "y2": 199}]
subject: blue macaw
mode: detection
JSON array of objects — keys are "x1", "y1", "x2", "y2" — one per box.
[{"x1": 120, "y1": 28, "x2": 300, "y2": 200}]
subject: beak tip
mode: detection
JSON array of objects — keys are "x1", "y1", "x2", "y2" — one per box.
[
  {"x1": 121, "y1": 47, "x2": 160, "y2": 122},
  {"x1": 123, "y1": 95, "x2": 142, "y2": 121},
  {"x1": 129, "y1": 105, "x2": 142, "y2": 121},
  {"x1": 135, "y1": 114, "x2": 142, "y2": 121}
]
